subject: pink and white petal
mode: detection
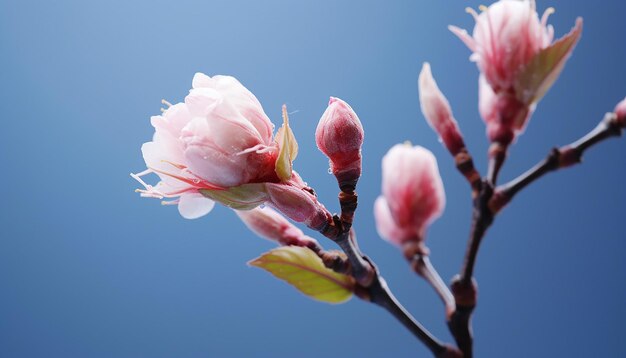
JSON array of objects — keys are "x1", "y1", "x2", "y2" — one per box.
[
  {"x1": 185, "y1": 88, "x2": 222, "y2": 117},
  {"x1": 211, "y1": 76, "x2": 274, "y2": 143},
  {"x1": 448, "y1": 25, "x2": 477, "y2": 53},
  {"x1": 374, "y1": 196, "x2": 416, "y2": 246},
  {"x1": 181, "y1": 117, "x2": 256, "y2": 187},
  {"x1": 192, "y1": 72, "x2": 213, "y2": 89},
  {"x1": 178, "y1": 192, "x2": 215, "y2": 219}
]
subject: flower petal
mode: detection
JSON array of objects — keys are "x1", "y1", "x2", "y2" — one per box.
[
  {"x1": 178, "y1": 192, "x2": 215, "y2": 219},
  {"x1": 514, "y1": 17, "x2": 583, "y2": 105}
]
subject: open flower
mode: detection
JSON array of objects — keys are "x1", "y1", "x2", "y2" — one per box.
[
  {"x1": 450, "y1": 0, "x2": 582, "y2": 145},
  {"x1": 132, "y1": 73, "x2": 301, "y2": 219},
  {"x1": 374, "y1": 144, "x2": 445, "y2": 250}
]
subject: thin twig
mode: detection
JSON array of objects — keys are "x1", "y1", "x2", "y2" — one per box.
[
  {"x1": 410, "y1": 253, "x2": 456, "y2": 318},
  {"x1": 454, "y1": 148, "x2": 482, "y2": 195},
  {"x1": 359, "y1": 258, "x2": 460, "y2": 358},
  {"x1": 491, "y1": 112, "x2": 624, "y2": 213}
]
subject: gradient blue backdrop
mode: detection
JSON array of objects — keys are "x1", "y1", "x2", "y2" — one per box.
[{"x1": 1, "y1": 1, "x2": 624, "y2": 357}]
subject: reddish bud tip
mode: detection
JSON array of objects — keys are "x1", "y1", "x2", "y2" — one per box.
[
  {"x1": 418, "y1": 63, "x2": 466, "y2": 155},
  {"x1": 316, "y1": 97, "x2": 364, "y2": 189}
]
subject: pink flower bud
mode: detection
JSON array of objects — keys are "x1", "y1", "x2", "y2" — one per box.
[
  {"x1": 235, "y1": 207, "x2": 320, "y2": 250},
  {"x1": 132, "y1": 73, "x2": 287, "y2": 219},
  {"x1": 451, "y1": 1, "x2": 582, "y2": 145},
  {"x1": 265, "y1": 173, "x2": 332, "y2": 232},
  {"x1": 418, "y1": 63, "x2": 465, "y2": 155},
  {"x1": 615, "y1": 97, "x2": 626, "y2": 127},
  {"x1": 373, "y1": 144, "x2": 445, "y2": 246},
  {"x1": 316, "y1": 97, "x2": 364, "y2": 190}
]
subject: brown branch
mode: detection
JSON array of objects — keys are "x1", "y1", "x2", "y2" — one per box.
[
  {"x1": 454, "y1": 148, "x2": 482, "y2": 195},
  {"x1": 363, "y1": 259, "x2": 462, "y2": 358},
  {"x1": 491, "y1": 112, "x2": 624, "y2": 213},
  {"x1": 446, "y1": 111, "x2": 624, "y2": 357},
  {"x1": 408, "y1": 252, "x2": 456, "y2": 318}
]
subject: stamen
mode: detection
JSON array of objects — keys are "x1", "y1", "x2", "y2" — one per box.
[
  {"x1": 541, "y1": 7, "x2": 555, "y2": 27},
  {"x1": 161, "y1": 99, "x2": 173, "y2": 107},
  {"x1": 160, "y1": 160, "x2": 187, "y2": 170},
  {"x1": 478, "y1": 5, "x2": 487, "y2": 12},
  {"x1": 161, "y1": 199, "x2": 180, "y2": 206},
  {"x1": 160, "y1": 108, "x2": 166, "y2": 113},
  {"x1": 131, "y1": 171, "x2": 153, "y2": 190},
  {"x1": 136, "y1": 189, "x2": 164, "y2": 199},
  {"x1": 237, "y1": 144, "x2": 273, "y2": 156},
  {"x1": 465, "y1": 7, "x2": 479, "y2": 21},
  {"x1": 149, "y1": 166, "x2": 223, "y2": 190}
]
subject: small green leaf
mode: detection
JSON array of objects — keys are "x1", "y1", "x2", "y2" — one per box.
[
  {"x1": 199, "y1": 183, "x2": 268, "y2": 210},
  {"x1": 249, "y1": 246, "x2": 355, "y2": 304},
  {"x1": 274, "y1": 105, "x2": 299, "y2": 182},
  {"x1": 514, "y1": 18, "x2": 583, "y2": 111}
]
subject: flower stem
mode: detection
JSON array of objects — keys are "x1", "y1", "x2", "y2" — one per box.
[
  {"x1": 367, "y1": 266, "x2": 460, "y2": 358},
  {"x1": 410, "y1": 254, "x2": 455, "y2": 318}
]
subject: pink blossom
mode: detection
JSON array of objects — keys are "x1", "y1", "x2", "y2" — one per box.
[
  {"x1": 373, "y1": 144, "x2": 445, "y2": 246},
  {"x1": 450, "y1": 0, "x2": 583, "y2": 145},
  {"x1": 418, "y1": 63, "x2": 465, "y2": 155},
  {"x1": 315, "y1": 97, "x2": 364, "y2": 189},
  {"x1": 235, "y1": 206, "x2": 320, "y2": 250},
  {"x1": 615, "y1": 97, "x2": 626, "y2": 127},
  {"x1": 131, "y1": 73, "x2": 296, "y2": 219}
]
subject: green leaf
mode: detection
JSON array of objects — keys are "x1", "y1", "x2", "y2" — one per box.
[
  {"x1": 514, "y1": 18, "x2": 583, "y2": 110},
  {"x1": 249, "y1": 246, "x2": 355, "y2": 304},
  {"x1": 199, "y1": 183, "x2": 268, "y2": 210},
  {"x1": 274, "y1": 105, "x2": 299, "y2": 182}
]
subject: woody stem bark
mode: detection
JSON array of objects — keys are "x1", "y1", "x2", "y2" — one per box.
[
  {"x1": 493, "y1": 112, "x2": 624, "y2": 209},
  {"x1": 448, "y1": 111, "x2": 624, "y2": 357},
  {"x1": 317, "y1": 182, "x2": 460, "y2": 357}
]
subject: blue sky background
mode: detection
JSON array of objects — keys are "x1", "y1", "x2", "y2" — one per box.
[{"x1": 1, "y1": 1, "x2": 625, "y2": 357}]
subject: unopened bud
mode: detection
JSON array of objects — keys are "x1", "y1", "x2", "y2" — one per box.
[
  {"x1": 316, "y1": 97, "x2": 364, "y2": 191},
  {"x1": 615, "y1": 97, "x2": 626, "y2": 127},
  {"x1": 418, "y1": 63, "x2": 465, "y2": 155},
  {"x1": 373, "y1": 144, "x2": 445, "y2": 247},
  {"x1": 235, "y1": 207, "x2": 321, "y2": 251},
  {"x1": 265, "y1": 173, "x2": 332, "y2": 233}
]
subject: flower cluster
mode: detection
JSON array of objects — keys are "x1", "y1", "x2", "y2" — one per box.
[{"x1": 129, "y1": 1, "x2": 625, "y2": 356}]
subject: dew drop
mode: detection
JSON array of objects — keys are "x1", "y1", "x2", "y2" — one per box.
[
  {"x1": 259, "y1": 204, "x2": 266, "y2": 209},
  {"x1": 327, "y1": 168, "x2": 333, "y2": 174}
]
